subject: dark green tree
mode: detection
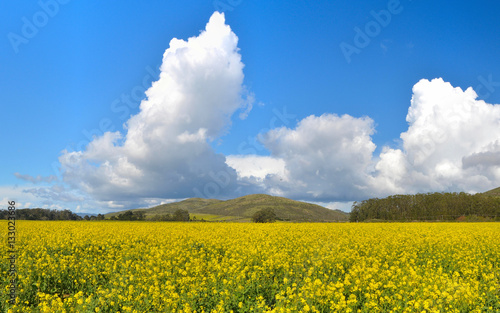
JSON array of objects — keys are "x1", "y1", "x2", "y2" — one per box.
[
  {"x1": 150, "y1": 213, "x2": 173, "y2": 221},
  {"x1": 252, "y1": 207, "x2": 277, "y2": 223},
  {"x1": 116, "y1": 210, "x2": 146, "y2": 221},
  {"x1": 173, "y1": 209, "x2": 190, "y2": 221}
]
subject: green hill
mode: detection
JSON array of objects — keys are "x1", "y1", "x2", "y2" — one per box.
[
  {"x1": 482, "y1": 186, "x2": 500, "y2": 197},
  {"x1": 104, "y1": 198, "x2": 221, "y2": 219},
  {"x1": 105, "y1": 194, "x2": 349, "y2": 222}
]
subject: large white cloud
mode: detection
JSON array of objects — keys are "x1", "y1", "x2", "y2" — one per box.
[
  {"x1": 257, "y1": 113, "x2": 378, "y2": 201},
  {"x1": 229, "y1": 78, "x2": 500, "y2": 202},
  {"x1": 226, "y1": 155, "x2": 286, "y2": 181},
  {"x1": 374, "y1": 78, "x2": 500, "y2": 194},
  {"x1": 60, "y1": 12, "x2": 254, "y2": 202}
]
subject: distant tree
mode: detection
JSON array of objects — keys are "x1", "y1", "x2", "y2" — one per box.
[
  {"x1": 351, "y1": 192, "x2": 500, "y2": 222},
  {"x1": 96, "y1": 214, "x2": 105, "y2": 220},
  {"x1": 173, "y1": 209, "x2": 190, "y2": 222},
  {"x1": 349, "y1": 202, "x2": 360, "y2": 222},
  {"x1": 117, "y1": 211, "x2": 134, "y2": 220},
  {"x1": 116, "y1": 210, "x2": 145, "y2": 221},
  {"x1": 163, "y1": 213, "x2": 172, "y2": 221},
  {"x1": 84, "y1": 215, "x2": 90, "y2": 221},
  {"x1": 135, "y1": 211, "x2": 146, "y2": 221},
  {"x1": 252, "y1": 208, "x2": 277, "y2": 223},
  {"x1": 61, "y1": 209, "x2": 81, "y2": 220},
  {"x1": 153, "y1": 213, "x2": 173, "y2": 221},
  {"x1": 0, "y1": 208, "x2": 83, "y2": 220}
]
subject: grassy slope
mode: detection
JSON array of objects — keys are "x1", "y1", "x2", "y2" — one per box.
[
  {"x1": 197, "y1": 194, "x2": 348, "y2": 222},
  {"x1": 482, "y1": 186, "x2": 500, "y2": 197},
  {"x1": 104, "y1": 198, "x2": 221, "y2": 219},
  {"x1": 105, "y1": 194, "x2": 348, "y2": 222}
]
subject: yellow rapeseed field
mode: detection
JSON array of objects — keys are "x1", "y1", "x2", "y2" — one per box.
[{"x1": 1, "y1": 221, "x2": 499, "y2": 312}]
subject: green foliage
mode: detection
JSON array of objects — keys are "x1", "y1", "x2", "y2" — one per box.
[
  {"x1": 83, "y1": 214, "x2": 105, "y2": 221},
  {"x1": 173, "y1": 209, "x2": 190, "y2": 221},
  {"x1": 252, "y1": 207, "x2": 277, "y2": 223},
  {"x1": 149, "y1": 213, "x2": 173, "y2": 221},
  {"x1": 116, "y1": 210, "x2": 145, "y2": 221},
  {"x1": 0, "y1": 208, "x2": 82, "y2": 220},
  {"x1": 147, "y1": 209, "x2": 190, "y2": 222},
  {"x1": 350, "y1": 192, "x2": 500, "y2": 222}
]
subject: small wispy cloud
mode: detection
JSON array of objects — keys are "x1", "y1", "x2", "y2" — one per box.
[
  {"x1": 14, "y1": 173, "x2": 58, "y2": 184},
  {"x1": 23, "y1": 184, "x2": 85, "y2": 203}
]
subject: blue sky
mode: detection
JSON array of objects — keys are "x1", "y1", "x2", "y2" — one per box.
[{"x1": 1, "y1": 0, "x2": 500, "y2": 213}]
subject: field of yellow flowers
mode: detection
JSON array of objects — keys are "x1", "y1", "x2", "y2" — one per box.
[{"x1": 1, "y1": 221, "x2": 499, "y2": 312}]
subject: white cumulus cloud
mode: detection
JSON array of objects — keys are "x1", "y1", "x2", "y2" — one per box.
[
  {"x1": 373, "y1": 78, "x2": 500, "y2": 194},
  {"x1": 225, "y1": 155, "x2": 286, "y2": 181},
  {"x1": 258, "y1": 113, "x2": 377, "y2": 201},
  {"x1": 228, "y1": 78, "x2": 500, "y2": 202},
  {"x1": 60, "y1": 12, "x2": 254, "y2": 203}
]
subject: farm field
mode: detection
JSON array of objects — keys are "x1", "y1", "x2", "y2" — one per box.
[{"x1": 1, "y1": 222, "x2": 499, "y2": 312}]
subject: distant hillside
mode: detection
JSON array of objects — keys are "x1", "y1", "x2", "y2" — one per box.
[
  {"x1": 104, "y1": 198, "x2": 221, "y2": 219},
  {"x1": 105, "y1": 194, "x2": 349, "y2": 222},
  {"x1": 482, "y1": 187, "x2": 500, "y2": 197}
]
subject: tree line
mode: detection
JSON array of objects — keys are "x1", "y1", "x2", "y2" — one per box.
[
  {"x1": 0, "y1": 208, "x2": 193, "y2": 222},
  {"x1": 83, "y1": 214, "x2": 106, "y2": 221},
  {"x1": 350, "y1": 192, "x2": 500, "y2": 222},
  {"x1": 0, "y1": 208, "x2": 84, "y2": 220}
]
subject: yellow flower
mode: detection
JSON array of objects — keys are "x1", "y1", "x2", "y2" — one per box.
[{"x1": 5, "y1": 221, "x2": 499, "y2": 312}]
